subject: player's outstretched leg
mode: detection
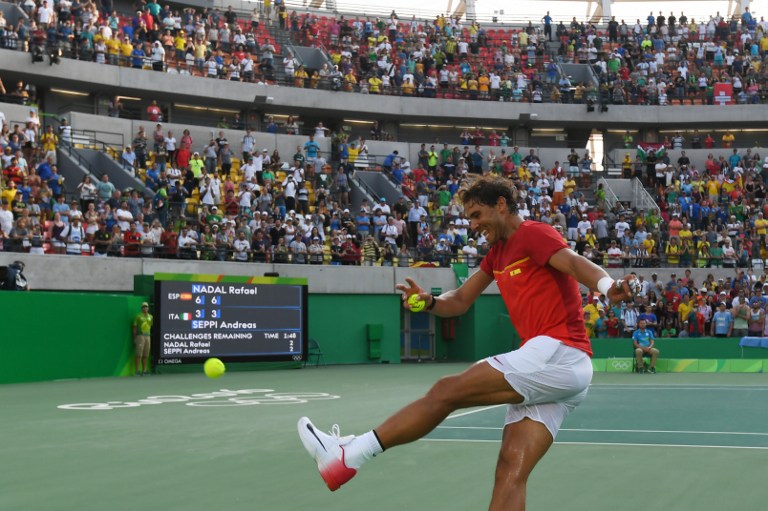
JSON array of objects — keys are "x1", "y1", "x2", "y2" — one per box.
[{"x1": 298, "y1": 361, "x2": 523, "y2": 491}]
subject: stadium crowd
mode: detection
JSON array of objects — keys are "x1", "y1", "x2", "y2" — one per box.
[
  {"x1": 3, "y1": 6, "x2": 768, "y2": 341},
  {"x1": 5, "y1": 105, "x2": 768, "y2": 340},
  {"x1": 580, "y1": 269, "x2": 768, "y2": 339},
  {"x1": 287, "y1": 7, "x2": 768, "y2": 104},
  {"x1": 2, "y1": 1, "x2": 768, "y2": 105}
]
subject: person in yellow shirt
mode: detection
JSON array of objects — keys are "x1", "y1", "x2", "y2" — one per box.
[
  {"x1": 706, "y1": 178, "x2": 720, "y2": 203},
  {"x1": 564, "y1": 175, "x2": 577, "y2": 197},
  {"x1": 583, "y1": 296, "x2": 602, "y2": 326},
  {"x1": 467, "y1": 74, "x2": 479, "y2": 99},
  {"x1": 294, "y1": 66, "x2": 309, "y2": 87},
  {"x1": 478, "y1": 73, "x2": 490, "y2": 98},
  {"x1": 401, "y1": 77, "x2": 415, "y2": 95},
  {"x1": 689, "y1": 173, "x2": 703, "y2": 192},
  {"x1": 368, "y1": 75, "x2": 382, "y2": 94},
  {"x1": 518, "y1": 30, "x2": 528, "y2": 47},
  {"x1": 584, "y1": 228, "x2": 597, "y2": 248},
  {"x1": 343, "y1": 71, "x2": 357, "y2": 91},
  {"x1": 721, "y1": 178, "x2": 737, "y2": 195},
  {"x1": 348, "y1": 143, "x2": 360, "y2": 166},
  {"x1": 642, "y1": 237, "x2": 656, "y2": 264},
  {"x1": 755, "y1": 212, "x2": 768, "y2": 236},
  {"x1": 174, "y1": 32, "x2": 186, "y2": 62},
  {"x1": 695, "y1": 239, "x2": 710, "y2": 268},
  {"x1": 622, "y1": 152, "x2": 633, "y2": 178},
  {"x1": 459, "y1": 76, "x2": 469, "y2": 95},
  {"x1": 677, "y1": 296, "x2": 694, "y2": 325},
  {"x1": 722, "y1": 130, "x2": 735, "y2": 148},
  {"x1": 106, "y1": 34, "x2": 120, "y2": 65},
  {"x1": 666, "y1": 237, "x2": 682, "y2": 266},
  {"x1": 39, "y1": 125, "x2": 58, "y2": 162},
  {"x1": 121, "y1": 37, "x2": 134, "y2": 67},
  {"x1": 517, "y1": 163, "x2": 531, "y2": 182},
  {"x1": 132, "y1": 302, "x2": 154, "y2": 376},
  {"x1": 678, "y1": 223, "x2": 693, "y2": 244}
]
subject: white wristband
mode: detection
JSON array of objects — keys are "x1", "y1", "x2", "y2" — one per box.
[{"x1": 597, "y1": 277, "x2": 615, "y2": 297}]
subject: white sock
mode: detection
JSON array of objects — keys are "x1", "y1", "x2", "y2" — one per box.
[{"x1": 343, "y1": 431, "x2": 384, "y2": 469}]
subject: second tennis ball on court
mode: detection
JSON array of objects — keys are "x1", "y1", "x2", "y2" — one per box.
[
  {"x1": 204, "y1": 358, "x2": 226, "y2": 378},
  {"x1": 408, "y1": 294, "x2": 426, "y2": 312}
]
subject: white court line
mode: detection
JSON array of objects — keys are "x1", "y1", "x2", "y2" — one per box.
[
  {"x1": 422, "y1": 438, "x2": 768, "y2": 450},
  {"x1": 446, "y1": 405, "x2": 504, "y2": 420},
  {"x1": 436, "y1": 426, "x2": 768, "y2": 437}
]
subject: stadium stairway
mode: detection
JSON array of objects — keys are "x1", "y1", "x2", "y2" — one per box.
[
  {"x1": 57, "y1": 144, "x2": 150, "y2": 197},
  {"x1": 356, "y1": 171, "x2": 403, "y2": 204},
  {"x1": 559, "y1": 62, "x2": 600, "y2": 88},
  {"x1": 349, "y1": 172, "x2": 378, "y2": 210}
]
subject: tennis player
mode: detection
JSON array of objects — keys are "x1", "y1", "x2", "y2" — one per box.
[{"x1": 298, "y1": 176, "x2": 636, "y2": 509}]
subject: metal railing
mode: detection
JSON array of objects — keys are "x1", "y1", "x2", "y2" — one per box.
[
  {"x1": 596, "y1": 177, "x2": 621, "y2": 211},
  {"x1": 630, "y1": 178, "x2": 661, "y2": 215}
]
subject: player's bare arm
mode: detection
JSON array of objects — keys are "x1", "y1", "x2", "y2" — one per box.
[
  {"x1": 547, "y1": 247, "x2": 635, "y2": 303},
  {"x1": 396, "y1": 271, "x2": 494, "y2": 317}
]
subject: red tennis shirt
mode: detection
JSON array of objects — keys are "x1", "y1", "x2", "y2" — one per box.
[{"x1": 480, "y1": 220, "x2": 592, "y2": 356}]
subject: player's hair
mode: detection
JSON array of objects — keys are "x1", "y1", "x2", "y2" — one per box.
[{"x1": 458, "y1": 176, "x2": 518, "y2": 213}]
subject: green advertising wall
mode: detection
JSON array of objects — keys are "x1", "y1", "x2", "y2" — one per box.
[
  {"x1": 3, "y1": 289, "x2": 767, "y2": 385},
  {"x1": 308, "y1": 294, "x2": 401, "y2": 364},
  {"x1": 591, "y1": 337, "x2": 766, "y2": 359},
  {"x1": 0, "y1": 291, "x2": 402, "y2": 384},
  {"x1": 0, "y1": 292, "x2": 146, "y2": 384},
  {"x1": 437, "y1": 295, "x2": 520, "y2": 361}
]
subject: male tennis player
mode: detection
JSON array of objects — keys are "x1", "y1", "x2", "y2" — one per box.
[{"x1": 298, "y1": 176, "x2": 636, "y2": 509}]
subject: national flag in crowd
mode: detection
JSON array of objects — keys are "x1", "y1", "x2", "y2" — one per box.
[{"x1": 637, "y1": 143, "x2": 666, "y2": 162}]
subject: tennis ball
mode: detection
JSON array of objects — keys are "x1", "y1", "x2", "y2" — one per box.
[
  {"x1": 408, "y1": 294, "x2": 426, "y2": 312},
  {"x1": 204, "y1": 358, "x2": 226, "y2": 379}
]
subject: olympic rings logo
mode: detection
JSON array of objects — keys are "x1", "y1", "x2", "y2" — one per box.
[
  {"x1": 58, "y1": 389, "x2": 341, "y2": 411},
  {"x1": 611, "y1": 360, "x2": 632, "y2": 371}
]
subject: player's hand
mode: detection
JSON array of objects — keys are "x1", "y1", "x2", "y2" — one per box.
[
  {"x1": 395, "y1": 277, "x2": 430, "y2": 309},
  {"x1": 606, "y1": 278, "x2": 638, "y2": 304}
]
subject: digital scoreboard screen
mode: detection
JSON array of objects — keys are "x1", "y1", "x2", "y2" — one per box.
[{"x1": 153, "y1": 273, "x2": 308, "y2": 364}]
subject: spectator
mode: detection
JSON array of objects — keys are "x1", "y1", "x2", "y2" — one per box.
[
  {"x1": 132, "y1": 302, "x2": 154, "y2": 376},
  {"x1": 632, "y1": 318, "x2": 659, "y2": 373},
  {"x1": 711, "y1": 302, "x2": 733, "y2": 337}
]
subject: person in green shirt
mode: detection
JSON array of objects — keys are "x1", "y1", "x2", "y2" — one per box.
[
  {"x1": 189, "y1": 153, "x2": 205, "y2": 179},
  {"x1": 205, "y1": 205, "x2": 223, "y2": 225},
  {"x1": 623, "y1": 131, "x2": 634, "y2": 148},
  {"x1": 132, "y1": 302, "x2": 154, "y2": 376},
  {"x1": 709, "y1": 243, "x2": 724, "y2": 267},
  {"x1": 439, "y1": 144, "x2": 452, "y2": 166}
]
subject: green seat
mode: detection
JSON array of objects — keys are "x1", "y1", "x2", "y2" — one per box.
[{"x1": 305, "y1": 338, "x2": 324, "y2": 367}]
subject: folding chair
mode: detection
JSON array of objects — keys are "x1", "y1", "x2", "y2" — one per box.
[
  {"x1": 632, "y1": 347, "x2": 652, "y2": 373},
  {"x1": 305, "y1": 338, "x2": 324, "y2": 367}
]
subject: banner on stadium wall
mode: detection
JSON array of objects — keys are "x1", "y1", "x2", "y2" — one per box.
[
  {"x1": 713, "y1": 83, "x2": 734, "y2": 105},
  {"x1": 452, "y1": 263, "x2": 469, "y2": 286}
]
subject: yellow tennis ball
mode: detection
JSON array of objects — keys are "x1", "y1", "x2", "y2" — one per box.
[
  {"x1": 408, "y1": 294, "x2": 426, "y2": 312},
  {"x1": 204, "y1": 358, "x2": 226, "y2": 379}
]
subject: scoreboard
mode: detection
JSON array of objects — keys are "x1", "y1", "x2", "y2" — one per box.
[{"x1": 153, "y1": 273, "x2": 308, "y2": 364}]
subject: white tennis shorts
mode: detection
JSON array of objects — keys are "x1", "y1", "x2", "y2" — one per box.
[{"x1": 485, "y1": 335, "x2": 593, "y2": 439}]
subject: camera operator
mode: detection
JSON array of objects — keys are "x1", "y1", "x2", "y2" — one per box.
[{"x1": 4, "y1": 260, "x2": 29, "y2": 291}]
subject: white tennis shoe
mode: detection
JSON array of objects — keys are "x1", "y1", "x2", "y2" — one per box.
[{"x1": 297, "y1": 417, "x2": 358, "y2": 491}]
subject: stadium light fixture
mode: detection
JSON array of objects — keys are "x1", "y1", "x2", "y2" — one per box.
[
  {"x1": 50, "y1": 88, "x2": 89, "y2": 96},
  {"x1": 175, "y1": 103, "x2": 241, "y2": 115}
]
